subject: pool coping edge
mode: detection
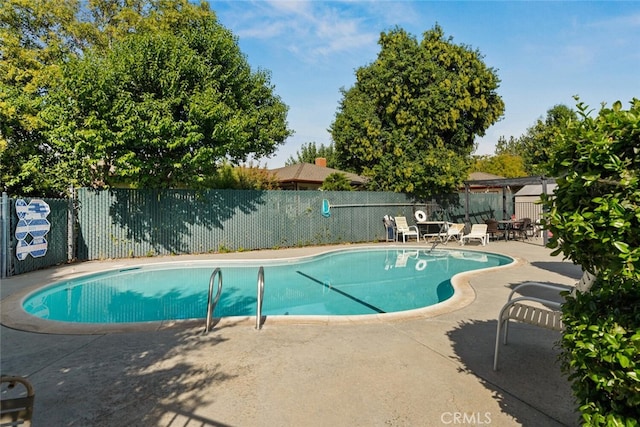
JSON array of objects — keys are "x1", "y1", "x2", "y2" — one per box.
[{"x1": 1, "y1": 245, "x2": 523, "y2": 334}]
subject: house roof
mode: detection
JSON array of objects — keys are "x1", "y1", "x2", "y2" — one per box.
[
  {"x1": 270, "y1": 163, "x2": 368, "y2": 185},
  {"x1": 467, "y1": 172, "x2": 505, "y2": 181},
  {"x1": 464, "y1": 172, "x2": 506, "y2": 188},
  {"x1": 514, "y1": 183, "x2": 558, "y2": 196}
]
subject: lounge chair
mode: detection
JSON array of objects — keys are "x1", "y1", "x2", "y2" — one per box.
[
  {"x1": 493, "y1": 270, "x2": 597, "y2": 370},
  {"x1": 1, "y1": 376, "x2": 35, "y2": 426},
  {"x1": 460, "y1": 224, "x2": 488, "y2": 246},
  {"x1": 393, "y1": 216, "x2": 420, "y2": 242},
  {"x1": 443, "y1": 223, "x2": 465, "y2": 244}
]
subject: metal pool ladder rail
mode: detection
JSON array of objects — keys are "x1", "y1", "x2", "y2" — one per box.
[
  {"x1": 428, "y1": 238, "x2": 441, "y2": 253},
  {"x1": 204, "y1": 268, "x2": 222, "y2": 334},
  {"x1": 256, "y1": 266, "x2": 265, "y2": 330}
]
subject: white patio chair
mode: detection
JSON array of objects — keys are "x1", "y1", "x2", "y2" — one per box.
[
  {"x1": 443, "y1": 223, "x2": 465, "y2": 244},
  {"x1": 493, "y1": 270, "x2": 597, "y2": 370},
  {"x1": 460, "y1": 224, "x2": 488, "y2": 246},
  {"x1": 393, "y1": 216, "x2": 419, "y2": 242},
  {"x1": 1, "y1": 376, "x2": 35, "y2": 426}
]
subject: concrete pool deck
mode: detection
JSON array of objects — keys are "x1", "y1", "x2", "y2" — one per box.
[{"x1": 1, "y1": 240, "x2": 583, "y2": 426}]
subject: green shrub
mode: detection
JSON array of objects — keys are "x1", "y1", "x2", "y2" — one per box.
[
  {"x1": 320, "y1": 172, "x2": 353, "y2": 191},
  {"x1": 543, "y1": 98, "x2": 640, "y2": 280},
  {"x1": 543, "y1": 98, "x2": 640, "y2": 425},
  {"x1": 561, "y1": 277, "x2": 640, "y2": 426}
]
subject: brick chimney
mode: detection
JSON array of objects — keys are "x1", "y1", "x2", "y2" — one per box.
[{"x1": 315, "y1": 157, "x2": 327, "y2": 167}]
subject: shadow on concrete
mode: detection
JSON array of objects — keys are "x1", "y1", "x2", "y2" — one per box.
[
  {"x1": 446, "y1": 319, "x2": 579, "y2": 426},
  {"x1": 1, "y1": 324, "x2": 243, "y2": 426},
  {"x1": 530, "y1": 261, "x2": 583, "y2": 279}
]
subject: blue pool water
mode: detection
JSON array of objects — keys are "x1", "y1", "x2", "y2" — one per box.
[{"x1": 23, "y1": 248, "x2": 512, "y2": 323}]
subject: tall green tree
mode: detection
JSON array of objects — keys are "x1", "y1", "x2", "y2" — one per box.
[
  {"x1": 42, "y1": 26, "x2": 290, "y2": 189},
  {"x1": 516, "y1": 104, "x2": 577, "y2": 175},
  {"x1": 471, "y1": 153, "x2": 527, "y2": 178},
  {"x1": 494, "y1": 135, "x2": 521, "y2": 156},
  {"x1": 1, "y1": 0, "x2": 291, "y2": 195},
  {"x1": 331, "y1": 25, "x2": 504, "y2": 199},
  {"x1": 471, "y1": 136, "x2": 527, "y2": 178},
  {"x1": 285, "y1": 142, "x2": 337, "y2": 167},
  {"x1": 0, "y1": 0, "x2": 84, "y2": 195}
]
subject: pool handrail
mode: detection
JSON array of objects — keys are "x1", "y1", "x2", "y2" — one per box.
[
  {"x1": 204, "y1": 267, "x2": 222, "y2": 334},
  {"x1": 256, "y1": 266, "x2": 264, "y2": 330},
  {"x1": 427, "y1": 238, "x2": 442, "y2": 253}
]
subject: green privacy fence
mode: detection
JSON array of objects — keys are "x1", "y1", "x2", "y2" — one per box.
[
  {"x1": 75, "y1": 189, "x2": 420, "y2": 259},
  {"x1": 2, "y1": 188, "x2": 512, "y2": 276}
]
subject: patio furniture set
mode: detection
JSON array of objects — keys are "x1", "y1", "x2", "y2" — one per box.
[{"x1": 384, "y1": 212, "x2": 535, "y2": 246}]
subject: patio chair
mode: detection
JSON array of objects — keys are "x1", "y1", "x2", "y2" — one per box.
[
  {"x1": 1, "y1": 375, "x2": 35, "y2": 426},
  {"x1": 460, "y1": 224, "x2": 488, "y2": 246},
  {"x1": 443, "y1": 223, "x2": 465, "y2": 244},
  {"x1": 493, "y1": 270, "x2": 597, "y2": 370},
  {"x1": 485, "y1": 219, "x2": 506, "y2": 241},
  {"x1": 509, "y1": 218, "x2": 532, "y2": 240},
  {"x1": 532, "y1": 219, "x2": 543, "y2": 238},
  {"x1": 393, "y1": 216, "x2": 420, "y2": 242}
]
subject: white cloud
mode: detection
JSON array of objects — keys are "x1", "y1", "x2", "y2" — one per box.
[
  {"x1": 220, "y1": 1, "x2": 380, "y2": 63},
  {"x1": 265, "y1": 0, "x2": 313, "y2": 15},
  {"x1": 235, "y1": 20, "x2": 287, "y2": 39}
]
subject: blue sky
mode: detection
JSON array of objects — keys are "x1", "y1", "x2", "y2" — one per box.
[{"x1": 209, "y1": 1, "x2": 640, "y2": 168}]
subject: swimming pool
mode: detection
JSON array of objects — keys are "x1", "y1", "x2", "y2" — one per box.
[{"x1": 22, "y1": 247, "x2": 513, "y2": 326}]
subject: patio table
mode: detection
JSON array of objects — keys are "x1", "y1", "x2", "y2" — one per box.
[
  {"x1": 497, "y1": 220, "x2": 516, "y2": 241},
  {"x1": 498, "y1": 220, "x2": 527, "y2": 240},
  {"x1": 416, "y1": 221, "x2": 448, "y2": 242}
]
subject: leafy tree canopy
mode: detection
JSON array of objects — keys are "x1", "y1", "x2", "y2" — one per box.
[
  {"x1": 474, "y1": 105, "x2": 576, "y2": 179},
  {"x1": 0, "y1": 0, "x2": 291, "y2": 195},
  {"x1": 494, "y1": 135, "x2": 521, "y2": 156},
  {"x1": 495, "y1": 104, "x2": 577, "y2": 176},
  {"x1": 518, "y1": 104, "x2": 577, "y2": 175},
  {"x1": 471, "y1": 153, "x2": 527, "y2": 178},
  {"x1": 208, "y1": 162, "x2": 279, "y2": 190},
  {"x1": 331, "y1": 25, "x2": 504, "y2": 199},
  {"x1": 285, "y1": 142, "x2": 337, "y2": 168}
]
